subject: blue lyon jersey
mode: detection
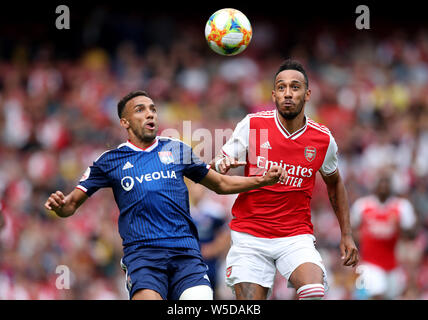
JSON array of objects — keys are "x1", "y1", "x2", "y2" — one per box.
[{"x1": 76, "y1": 137, "x2": 210, "y2": 254}]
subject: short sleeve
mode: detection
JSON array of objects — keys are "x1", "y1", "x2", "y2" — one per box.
[
  {"x1": 319, "y1": 134, "x2": 338, "y2": 176},
  {"x1": 183, "y1": 146, "x2": 210, "y2": 183},
  {"x1": 221, "y1": 115, "x2": 249, "y2": 161},
  {"x1": 76, "y1": 162, "x2": 111, "y2": 197},
  {"x1": 399, "y1": 199, "x2": 417, "y2": 230}
]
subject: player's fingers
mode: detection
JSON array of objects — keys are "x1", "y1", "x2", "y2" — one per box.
[
  {"x1": 49, "y1": 194, "x2": 64, "y2": 208},
  {"x1": 55, "y1": 191, "x2": 65, "y2": 201},
  {"x1": 271, "y1": 167, "x2": 282, "y2": 182},
  {"x1": 343, "y1": 247, "x2": 358, "y2": 266},
  {"x1": 219, "y1": 160, "x2": 228, "y2": 174},
  {"x1": 44, "y1": 201, "x2": 52, "y2": 210},
  {"x1": 340, "y1": 244, "x2": 347, "y2": 261},
  {"x1": 348, "y1": 249, "x2": 359, "y2": 267},
  {"x1": 231, "y1": 161, "x2": 247, "y2": 168},
  {"x1": 279, "y1": 168, "x2": 287, "y2": 183},
  {"x1": 223, "y1": 157, "x2": 231, "y2": 169},
  {"x1": 342, "y1": 250, "x2": 351, "y2": 266},
  {"x1": 46, "y1": 198, "x2": 59, "y2": 209},
  {"x1": 274, "y1": 167, "x2": 282, "y2": 177}
]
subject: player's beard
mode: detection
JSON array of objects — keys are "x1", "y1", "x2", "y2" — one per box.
[
  {"x1": 275, "y1": 95, "x2": 305, "y2": 120},
  {"x1": 275, "y1": 99, "x2": 305, "y2": 120},
  {"x1": 132, "y1": 124, "x2": 158, "y2": 144}
]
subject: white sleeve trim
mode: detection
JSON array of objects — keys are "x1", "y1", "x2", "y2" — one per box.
[
  {"x1": 76, "y1": 185, "x2": 88, "y2": 193},
  {"x1": 221, "y1": 115, "x2": 249, "y2": 161},
  {"x1": 399, "y1": 199, "x2": 417, "y2": 230},
  {"x1": 319, "y1": 133, "x2": 338, "y2": 176}
]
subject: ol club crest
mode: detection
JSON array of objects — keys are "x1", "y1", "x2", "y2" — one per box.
[
  {"x1": 158, "y1": 151, "x2": 174, "y2": 164},
  {"x1": 304, "y1": 146, "x2": 316, "y2": 162}
]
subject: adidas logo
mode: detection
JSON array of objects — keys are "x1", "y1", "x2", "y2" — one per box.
[
  {"x1": 261, "y1": 141, "x2": 272, "y2": 149},
  {"x1": 122, "y1": 161, "x2": 134, "y2": 170}
]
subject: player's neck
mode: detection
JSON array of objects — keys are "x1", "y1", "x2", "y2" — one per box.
[
  {"x1": 128, "y1": 137, "x2": 157, "y2": 150},
  {"x1": 277, "y1": 111, "x2": 306, "y2": 134},
  {"x1": 377, "y1": 194, "x2": 390, "y2": 203}
]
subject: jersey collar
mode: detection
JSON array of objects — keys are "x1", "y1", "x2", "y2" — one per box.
[
  {"x1": 122, "y1": 137, "x2": 159, "y2": 152},
  {"x1": 274, "y1": 110, "x2": 308, "y2": 140}
]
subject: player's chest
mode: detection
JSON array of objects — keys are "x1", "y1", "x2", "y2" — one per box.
[
  {"x1": 249, "y1": 132, "x2": 327, "y2": 169},
  {"x1": 109, "y1": 152, "x2": 184, "y2": 189},
  {"x1": 363, "y1": 206, "x2": 400, "y2": 236}
]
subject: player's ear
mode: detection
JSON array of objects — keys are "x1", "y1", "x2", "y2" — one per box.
[
  {"x1": 304, "y1": 88, "x2": 311, "y2": 102},
  {"x1": 271, "y1": 89, "x2": 276, "y2": 103},
  {"x1": 120, "y1": 118, "x2": 130, "y2": 129}
]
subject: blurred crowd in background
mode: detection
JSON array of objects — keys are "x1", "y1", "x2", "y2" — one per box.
[{"x1": 0, "y1": 6, "x2": 428, "y2": 299}]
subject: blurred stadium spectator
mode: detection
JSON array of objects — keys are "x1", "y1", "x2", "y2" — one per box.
[{"x1": 0, "y1": 5, "x2": 428, "y2": 299}]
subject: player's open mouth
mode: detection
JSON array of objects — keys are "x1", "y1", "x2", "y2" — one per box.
[{"x1": 145, "y1": 122, "x2": 155, "y2": 130}]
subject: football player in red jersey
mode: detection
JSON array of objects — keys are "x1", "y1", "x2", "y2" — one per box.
[
  {"x1": 211, "y1": 59, "x2": 359, "y2": 300},
  {"x1": 351, "y1": 173, "x2": 417, "y2": 299}
]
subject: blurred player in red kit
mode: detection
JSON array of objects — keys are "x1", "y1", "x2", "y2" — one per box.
[
  {"x1": 211, "y1": 59, "x2": 359, "y2": 300},
  {"x1": 351, "y1": 173, "x2": 417, "y2": 299}
]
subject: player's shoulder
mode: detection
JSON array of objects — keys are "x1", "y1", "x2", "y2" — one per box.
[
  {"x1": 248, "y1": 109, "x2": 276, "y2": 119},
  {"x1": 389, "y1": 196, "x2": 414, "y2": 209},
  {"x1": 353, "y1": 195, "x2": 378, "y2": 208},
  {"x1": 157, "y1": 136, "x2": 192, "y2": 149},
  {"x1": 93, "y1": 141, "x2": 139, "y2": 163},
  {"x1": 306, "y1": 117, "x2": 333, "y2": 137},
  {"x1": 92, "y1": 146, "x2": 121, "y2": 163}
]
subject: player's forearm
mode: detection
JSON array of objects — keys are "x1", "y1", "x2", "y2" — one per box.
[
  {"x1": 47, "y1": 189, "x2": 87, "y2": 218},
  {"x1": 215, "y1": 175, "x2": 267, "y2": 194},
  {"x1": 326, "y1": 178, "x2": 352, "y2": 236}
]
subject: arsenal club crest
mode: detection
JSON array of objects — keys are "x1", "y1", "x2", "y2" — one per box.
[
  {"x1": 304, "y1": 146, "x2": 316, "y2": 162},
  {"x1": 158, "y1": 151, "x2": 174, "y2": 164}
]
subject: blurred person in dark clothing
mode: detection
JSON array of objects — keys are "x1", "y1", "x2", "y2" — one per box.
[{"x1": 189, "y1": 182, "x2": 231, "y2": 299}]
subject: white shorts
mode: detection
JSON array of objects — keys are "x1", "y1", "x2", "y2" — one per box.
[
  {"x1": 355, "y1": 262, "x2": 406, "y2": 299},
  {"x1": 225, "y1": 231, "x2": 328, "y2": 294}
]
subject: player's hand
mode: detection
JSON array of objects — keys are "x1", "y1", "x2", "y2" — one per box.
[
  {"x1": 263, "y1": 165, "x2": 287, "y2": 186},
  {"x1": 340, "y1": 234, "x2": 359, "y2": 267},
  {"x1": 44, "y1": 191, "x2": 66, "y2": 212},
  {"x1": 215, "y1": 156, "x2": 246, "y2": 174}
]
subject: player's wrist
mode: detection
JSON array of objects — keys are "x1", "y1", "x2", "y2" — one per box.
[
  {"x1": 214, "y1": 157, "x2": 225, "y2": 173},
  {"x1": 258, "y1": 175, "x2": 269, "y2": 186}
]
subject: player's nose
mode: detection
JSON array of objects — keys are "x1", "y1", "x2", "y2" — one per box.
[
  {"x1": 146, "y1": 110, "x2": 155, "y2": 119},
  {"x1": 284, "y1": 87, "x2": 292, "y2": 98}
]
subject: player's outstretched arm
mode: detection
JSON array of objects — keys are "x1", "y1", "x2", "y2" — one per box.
[
  {"x1": 44, "y1": 189, "x2": 88, "y2": 218},
  {"x1": 322, "y1": 170, "x2": 359, "y2": 267},
  {"x1": 199, "y1": 165, "x2": 286, "y2": 195}
]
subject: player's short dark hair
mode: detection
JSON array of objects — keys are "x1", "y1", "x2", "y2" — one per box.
[
  {"x1": 275, "y1": 59, "x2": 309, "y2": 88},
  {"x1": 117, "y1": 90, "x2": 150, "y2": 119}
]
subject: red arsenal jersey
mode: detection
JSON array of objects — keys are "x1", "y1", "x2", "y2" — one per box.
[
  {"x1": 221, "y1": 110, "x2": 339, "y2": 238},
  {"x1": 351, "y1": 195, "x2": 416, "y2": 270}
]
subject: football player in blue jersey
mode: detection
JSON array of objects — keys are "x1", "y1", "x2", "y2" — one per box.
[{"x1": 44, "y1": 90, "x2": 286, "y2": 300}]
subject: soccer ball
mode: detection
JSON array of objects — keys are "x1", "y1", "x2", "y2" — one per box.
[{"x1": 205, "y1": 8, "x2": 252, "y2": 56}]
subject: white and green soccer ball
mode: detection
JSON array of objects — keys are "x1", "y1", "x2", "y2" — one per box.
[{"x1": 205, "y1": 8, "x2": 253, "y2": 56}]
